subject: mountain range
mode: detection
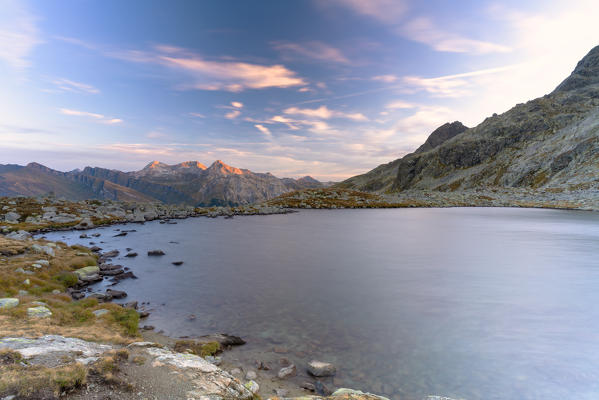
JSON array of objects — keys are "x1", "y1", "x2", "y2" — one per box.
[
  {"x1": 0, "y1": 160, "x2": 324, "y2": 206},
  {"x1": 339, "y1": 45, "x2": 599, "y2": 194}
]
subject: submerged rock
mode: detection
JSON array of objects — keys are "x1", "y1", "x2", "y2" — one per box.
[
  {"x1": 199, "y1": 333, "x2": 246, "y2": 346},
  {"x1": 277, "y1": 364, "x2": 296, "y2": 379},
  {"x1": 148, "y1": 249, "x2": 165, "y2": 256},
  {"x1": 307, "y1": 360, "x2": 336, "y2": 377},
  {"x1": 315, "y1": 380, "x2": 333, "y2": 396},
  {"x1": 125, "y1": 252, "x2": 138, "y2": 257}
]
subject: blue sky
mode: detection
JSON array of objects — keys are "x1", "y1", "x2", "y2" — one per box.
[{"x1": 0, "y1": 0, "x2": 597, "y2": 180}]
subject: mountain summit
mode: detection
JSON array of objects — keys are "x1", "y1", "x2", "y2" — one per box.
[{"x1": 0, "y1": 160, "x2": 323, "y2": 206}]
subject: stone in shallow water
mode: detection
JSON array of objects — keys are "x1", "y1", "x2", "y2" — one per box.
[
  {"x1": 307, "y1": 360, "x2": 336, "y2": 377},
  {"x1": 245, "y1": 370, "x2": 257, "y2": 380},
  {"x1": 0, "y1": 298, "x2": 19, "y2": 309},
  {"x1": 27, "y1": 306, "x2": 52, "y2": 318},
  {"x1": 277, "y1": 364, "x2": 296, "y2": 379},
  {"x1": 244, "y1": 380, "x2": 259, "y2": 394}
]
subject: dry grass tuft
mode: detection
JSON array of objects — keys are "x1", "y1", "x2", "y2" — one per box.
[{"x1": 0, "y1": 363, "x2": 87, "y2": 398}]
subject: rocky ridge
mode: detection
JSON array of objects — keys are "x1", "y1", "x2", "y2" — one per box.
[
  {"x1": 339, "y1": 45, "x2": 599, "y2": 197},
  {"x1": 0, "y1": 160, "x2": 324, "y2": 207}
]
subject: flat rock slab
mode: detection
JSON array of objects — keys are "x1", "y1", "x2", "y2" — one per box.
[
  {"x1": 0, "y1": 335, "x2": 112, "y2": 366},
  {"x1": 144, "y1": 347, "x2": 253, "y2": 399}
]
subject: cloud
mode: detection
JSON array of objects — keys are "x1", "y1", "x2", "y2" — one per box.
[
  {"x1": 400, "y1": 17, "x2": 511, "y2": 54},
  {"x1": 189, "y1": 112, "x2": 206, "y2": 118},
  {"x1": 283, "y1": 105, "x2": 368, "y2": 121},
  {"x1": 52, "y1": 78, "x2": 100, "y2": 94},
  {"x1": 372, "y1": 74, "x2": 398, "y2": 83},
  {"x1": 272, "y1": 40, "x2": 350, "y2": 64},
  {"x1": 254, "y1": 124, "x2": 271, "y2": 137},
  {"x1": 331, "y1": 0, "x2": 407, "y2": 24},
  {"x1": 225, "y1": 110, "x2": 241, "y2": 119},
  {"x1": 156, "y1": 48, "x2": 305, "y2": 91},
  {"x1": 231, "y1": 101, "x2": 243, "y2": 108},
  {"x1": 386, "y1": 100, "x2": 415, "y2": 109},
  {"x1": 146, "y1": 131, "x2": 168, "y2": 139},
  {"x1": 0, "y1": 0, "x2": 41, "y2": 69},
  {"x1": 401, "y1": 64, "x2": 521, "y2": 97},
  {"x1": 59, "y1": 108, "x2": 123, "y2": 125}
]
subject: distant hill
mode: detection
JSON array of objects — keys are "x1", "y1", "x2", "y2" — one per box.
[
  {"x1": 339, "y1": 45, "x2": 599, "y2": 193},
  {"x1": 0, "y1": 160, "x2": 324, "y2": 206}
]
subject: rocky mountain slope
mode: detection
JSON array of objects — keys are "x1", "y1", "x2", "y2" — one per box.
[
  {"x1": 0, "y1": 160, "x2": 323, "y2": 206},
  {"x1": 340, "y1": 45, "x2": 599, "y2": 194}
]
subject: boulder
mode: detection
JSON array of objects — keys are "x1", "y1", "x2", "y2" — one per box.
[
  {"x1": 4, "y1": 211, "x2": 20, "y2": 223},
  {"x1": 101, "y1": 249, "x2": 120, "y2": 259},
  {"x1": 172, "y1": 261, "x2": 184, "y2": 266},
  {"x1": 74, "y1": 266, "x2": 100, "y2": 279},
  {"x1": 27, "y1": 306, "x2": 52, "y2": 318},
  {"x1": 6, "y1": 230, "x2": 31, "y2": 240},
  {"x1": 198, "y1": 333, "x2": 246, "y2": 346},
  {"x1": 92, "y1": 309, "x2": 109, "y2": 317},
  {"x1": 307, "y1": 360, "x2": 336, "y2": 377},
  {"x1": 125, "y1": 252, "x2": 138, "y2": 257},
  {"x1": 245, "y1": 370, "x2": 257, "y2": 380},
  {"x1": 244, "y1": 380, "x2": 260, "y2": 394},
  {"x1": 148, "y1": 249, "x2": 165, "y2": 256},
  {"x1": 0, "y1": 298, "x2": 19, "y2": 309},
  {"x1": 106, "y1": 289, "x2": 127, "y2": 299}
]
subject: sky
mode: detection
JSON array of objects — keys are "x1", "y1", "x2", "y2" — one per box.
[{"x1": 0, "y1": 0, "x2": 598, "y2": 181}]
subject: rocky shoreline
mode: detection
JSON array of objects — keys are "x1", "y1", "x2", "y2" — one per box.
[
  {"x1": 266, "y1": 187, "x2": 599, "y2": 212},
  {"x1": 0, "y1": 196, "x2": 417, "y2": 400},
  {"x1": 0, "y1": 230, "x2": 403, "y2": 400}
]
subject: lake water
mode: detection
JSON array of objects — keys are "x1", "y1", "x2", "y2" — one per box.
[{"x1": 43, "y1": 208, "x2": 599, "y2": 400}]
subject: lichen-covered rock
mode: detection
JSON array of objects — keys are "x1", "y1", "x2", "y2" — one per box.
[
  {"x1": 0, "y1": 335, "x2": 111, "y2": 363},
  {"x1": 27, "y1": 306, "x2": 52, "y2": 318},
  {"x1": 0, "y1": 298, "x2": 19, "y2": 309},
  {"x1": 73, "y1": 265, "x2": 100, "y2": 279}
]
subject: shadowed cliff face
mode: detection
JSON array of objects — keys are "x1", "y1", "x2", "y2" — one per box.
[
  {"x1": 0, "y1": 160, "x2": 323, "y2": 206},
  {"x1": 414, "y1": 121, "x2": 469, "y2": 154},
  {"x1": 340, "y1": 45, "x2": 599, "y2": 193}
]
